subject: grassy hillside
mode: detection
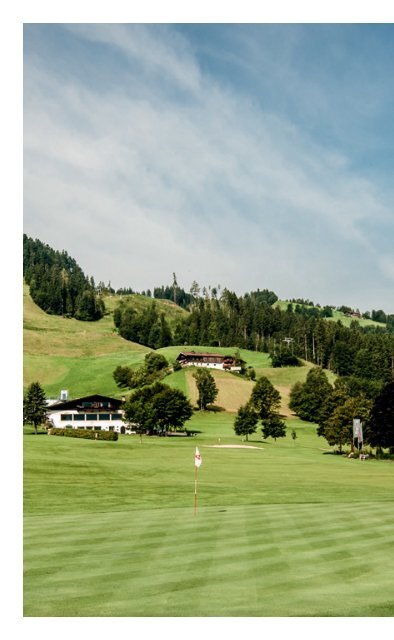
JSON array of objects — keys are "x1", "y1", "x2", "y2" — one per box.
[
  {"x1": 24, "y1": 413, "x2": 394, "y2": 616},
  {"x1": 24, "y1": 284, "x2": 337, "y2": 412},
  {"x1": 24, "y1": 284, "x2": 151, "y2": 398},
  {"x1": 160, "y1": 346, "x2": 336, "y2": 415},
  {"x1": 274, "y1": 299, "x2": 383, "y2": 328}
]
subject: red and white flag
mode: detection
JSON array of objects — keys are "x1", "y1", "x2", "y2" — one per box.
[{"x1": 194, "y1": 447, "x2": 202, "y2": 468}]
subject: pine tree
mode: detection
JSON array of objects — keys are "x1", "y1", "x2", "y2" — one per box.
[
  {"x1": 23, "y1": 382, "x2": 47, "y2": 434},
  {"x1": 367, "y1": 381, "x2": 394, "y2": 451}
]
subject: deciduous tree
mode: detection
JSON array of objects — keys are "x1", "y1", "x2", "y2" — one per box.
[
  {"x1": 261, "y1": 414, "x2": 286, "y2": 442},
  {"x1": 249, "y1": 376, "x2": 281, "y2": 419},
  {"x1": 289, "y1": 367, "x2": 332, "y2": 423},
  {"x1": 233, "y1": 404, "x2": 258, "y2": 441},
  {"x1": 193, "y1": 368, "x2": 218, "y2": 410},
  {"x1": 123, "y1": 382, "x2": 192, "y2": 435}
]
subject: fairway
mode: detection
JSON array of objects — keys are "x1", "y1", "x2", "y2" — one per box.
[{"x1": 24, "y1": 413, "x2": 394, "y2": 617}]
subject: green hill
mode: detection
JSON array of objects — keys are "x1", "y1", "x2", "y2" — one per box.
[
  {"x1": 24, "y1": 284, "x2": 336, "y2": 412},
  {"x1": 24, "y1": 284, "x2": 157, "y2": 398},
  {"x1": 274, "y1": 299, "x2": 383, "y2": 328}
]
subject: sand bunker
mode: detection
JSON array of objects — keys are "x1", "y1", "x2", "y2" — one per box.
[{"x1": 204, "y1": 444, "x2": 263, "y2": 449}]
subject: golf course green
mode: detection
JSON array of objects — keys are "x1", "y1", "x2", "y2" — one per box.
[{"x1": 24, "y1": 413, "x2": 394, "y2": 617}]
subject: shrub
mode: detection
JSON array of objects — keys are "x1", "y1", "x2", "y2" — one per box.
[
  {"x1": 48, "y1": 428, "x2": 118, "y2": 441},
  {"x1": 270, "y1": 353, "x2": 301, "y2": 368}
]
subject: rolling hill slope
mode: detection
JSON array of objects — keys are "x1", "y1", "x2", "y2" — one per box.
[
  {"x1": 23, "y1": 284, "x2": 151, "y2": 398},
  {"x1": 24, "y1": 284, "x2": 336, "y2": 412},
  {"x1": 273, "y1": 299, "x2": 383, "y2": 328}
]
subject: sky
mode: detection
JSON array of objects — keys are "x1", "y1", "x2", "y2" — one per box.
[{"x1": 23, "y1": 22, "x2": 394, "y2": 312}]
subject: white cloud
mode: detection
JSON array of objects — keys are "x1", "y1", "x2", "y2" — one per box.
[
  {"x1": 66, "y1": 23, "x2": 202, "y2": 94},
  {"x1": 23, "y1": 25, "x2": 394, "y2": 311}
]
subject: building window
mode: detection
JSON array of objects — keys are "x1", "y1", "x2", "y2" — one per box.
[
  {"x1": 95, "y1": 426, "x2": 101, "y2": 431},
  {"x1": 99, "y1": 413, "x2": 110, "y2": 420},
  {"x1": 65, "y1": 424, "x2": 73, "y2": 429},
  {"x1": 111, "y1": 414, "x2": 121, "y2": 420},
  {"x1": 86, "y1": 414, "x2": 97, "y2": 421},
  {"x1": 74, "y1": 414, "x2": 85, "y2": 421},
  {"x1": 61, "y1": 414, "x2": 70, "y2": 421},
  {"x1": 109, "y1": 426, "x2": 114, "y2": 431}
]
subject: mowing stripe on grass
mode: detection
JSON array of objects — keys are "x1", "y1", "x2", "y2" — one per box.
[{"x1": 24, "y1": 501, "x2": 394, "y2": 616}]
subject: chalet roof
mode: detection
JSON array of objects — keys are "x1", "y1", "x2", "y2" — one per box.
[
  {"x1": 48, "y1": 394, "x2": 123, "y2": 412},
  {"x1": 177, "y1": 351, "x2": 235, "y2": 360}
]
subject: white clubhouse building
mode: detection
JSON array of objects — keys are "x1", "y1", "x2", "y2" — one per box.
[{"x1": 47, "y1": 393, "x2": 133, "y2": 434}]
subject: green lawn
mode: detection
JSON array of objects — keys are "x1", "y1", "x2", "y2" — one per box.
[{"x1": 24, "y1": 413, "x2": 394, "y2": 617}]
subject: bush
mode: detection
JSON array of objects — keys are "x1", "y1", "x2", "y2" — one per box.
[
  {"x1": 48, "y1": 428, "x2": 118, "y2": 441},
  {"x1": 270, "y1": 352, "x2": 301, "y2": 368}
]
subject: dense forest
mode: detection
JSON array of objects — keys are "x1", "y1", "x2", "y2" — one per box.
[
  {"x1": 23, "y1": 235, "x2": 105, "y2": 321},
  {"x1": 114, "y1": 288, "x2": 394, "y2": 383}
]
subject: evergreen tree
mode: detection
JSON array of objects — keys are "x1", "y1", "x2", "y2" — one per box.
[
  {"x1": 23, "y1": 382, "x2": 47, "y2": 434},
  {"x1": 23, "y1": 235, "x2": 104, "y2": 321},
  {"x1": 367, "y1": 381, "x2": 394, "y2": 451}
]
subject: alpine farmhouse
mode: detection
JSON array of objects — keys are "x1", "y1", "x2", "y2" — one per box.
[{"x1": 176, "y1": 351, "x2": 241, "y2": 371}]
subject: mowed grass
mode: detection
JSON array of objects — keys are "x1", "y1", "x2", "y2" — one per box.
[
  {"x1": 24, "y1": 413, "x2": 394, "y2": 617},
  {"x1": 23, "y1": 284, "x2": 150, "y2": 397}
]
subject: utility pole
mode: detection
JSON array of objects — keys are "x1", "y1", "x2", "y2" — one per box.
[{"x1": 172, "y1": 272, "x2": 178, "y2": 305}]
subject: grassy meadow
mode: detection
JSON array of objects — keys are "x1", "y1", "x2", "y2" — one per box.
[
  {"x1": 24, "y1": 413, "x2": 394, "y2": 617},
  {"x1": 24, "y1": 283, "x2": 331, "y2": 407},
  {"x1": 274, "y1": 299, "x2": 383, "y2": 329},
  {"x1": 23, "y1": 286, "x2": 394, "y2": 617},
  {"x1": 24, "y1": 284, "x2": 150, "y2": 397}
]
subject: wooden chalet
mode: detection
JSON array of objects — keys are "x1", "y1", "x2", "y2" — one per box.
[{"x1": 176, "y1": 351, "x2": 241, "y2": 371}]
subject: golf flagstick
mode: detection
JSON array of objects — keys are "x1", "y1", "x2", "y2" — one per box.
[{"x1": 194, "y1": 447, "x2": 202, "y2": 515}]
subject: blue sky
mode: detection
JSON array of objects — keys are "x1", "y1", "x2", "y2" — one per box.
[{"x1": 23, "y1": 23, "x2": 394, "y2": 312}]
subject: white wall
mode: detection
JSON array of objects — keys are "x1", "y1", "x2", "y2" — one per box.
[{"x1": 48, "y1": 410, "x2": 126, "y2": 432}]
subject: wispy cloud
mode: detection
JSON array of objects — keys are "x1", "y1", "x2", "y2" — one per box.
[{"x1": 24, "y1": 24, "x2": 394, "y2": 311}]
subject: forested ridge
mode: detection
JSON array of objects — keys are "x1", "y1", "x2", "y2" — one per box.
[
  {"x1": 115, "y1": 289, "x2": 394, "y2": 383},
  {"x1": 23, "y1": 235, "x2": 105, "y2": 321},
  {"x1": 23, "y1": 235, "x2": 394, "y2": 384}
]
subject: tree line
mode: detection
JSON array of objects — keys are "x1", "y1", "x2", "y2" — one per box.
[
  {"x1": 289, "y1": 367, "x2": 394, "y2": 453},
  {"x1": 113, "y1": 288, "x2": 394, "y2": 382},
  {"x1": 23, "y1": 235, "x2": 105, "y2": 321},
  {"x1": 23, "y1": 236, "x2": 394, "y2": 380}
]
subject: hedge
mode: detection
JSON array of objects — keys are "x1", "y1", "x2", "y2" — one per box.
[{"x1": 48, "y1": 427, "x2": 118, "y2": 441}]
